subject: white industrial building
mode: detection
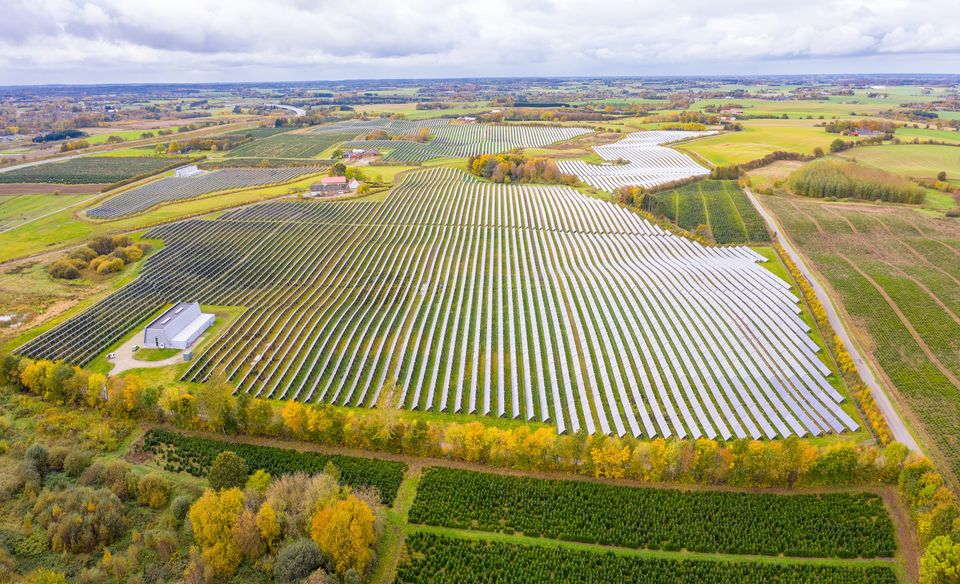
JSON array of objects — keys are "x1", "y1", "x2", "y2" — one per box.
[
  {"x1": 143, "y1": 302, "x2": 214, "y2": 350},
  {"x1": 175, "y1": 165, "x2": 203, "y2": 178}
]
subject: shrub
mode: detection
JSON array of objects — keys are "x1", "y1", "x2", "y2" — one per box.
[
  {"x1": 69, "y1": 246, "x2": 98, "y2": 263},
  {"x1": 80, "y1": 460, "x2": 138, "y2": 500},
  {"x1": 246, "y1": 469, "x2": 272, "y2": 494},
  {"x1": 96, "y1": 257, "x2": 125, "y2": 275},
  {"x1": 22, "y1": 568, "x2": 68, "y2": 584},
  {"x1": 310, "y1": 496, "x2": 376, "y2": 574},
  {"x1": 275, "y1": 539, "x2": 323, "y2": 583},
  {"x1": 111, "y1": 235, "x2": 133, "y2": 248},
  {"x1": 46, "y1": 446, "x2": 70, "y2": 471},
  {"x1": 48, "y1": 260, "x2": 81, "y2": 280},
  {"x1": 32, "y1": 486, "x2": 128, "y2": 553},
  {"x1": 171, "y1": 494, "x2": 194, "y2": 524},
  {"x1": 24, "y1": 443, "x2": 48, "y2": 475},
  {"x1": 63, "y1": 450, "x2": 92, "y2": 477},
  {"x1": 136, "y1": 474, "x2": 171, "y2": 509},
  {"x1": 208, "y1": 451, "x2": 248, "y2": 490},
  {"x1": 88, "y1": 236, "x2": 115, "y2": 256}
]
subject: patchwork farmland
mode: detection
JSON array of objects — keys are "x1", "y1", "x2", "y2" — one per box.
[
  {"x1": 86, "y1": 166, "x2": 325, "y2": 218},
  {"x1": 17, "y1": 168, "x2": 856, "y2": 440},
  {"x1": 0, "y1": 156, "x2": 193, "y2": 184},
  {"x1": 558, "y1": 130, "x2": 712, "y2": 191},
  {"x1": 336, "y1": 119, "x2": 592, "y2": 162}
]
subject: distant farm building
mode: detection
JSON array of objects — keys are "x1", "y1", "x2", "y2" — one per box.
[
  {"x1": 343, "y1": 148, "x2": 377, "y2": 161},
  {"x1": 310, "y1": 176, "x2": 350, "y2": 196},
  {"x1": 143, "y1": 302, "x2": 214, "y2": 350},
  {"x1": 348, "y1": 178, "x2": 361, "y2": 190},
  {"x1": 175, "y1": 165, "x2": 203, "y2": 178}
]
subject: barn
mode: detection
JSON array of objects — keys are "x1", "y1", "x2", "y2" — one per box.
[{"x1": 143, "y1": 302, "x2": 214, "y2": 350}]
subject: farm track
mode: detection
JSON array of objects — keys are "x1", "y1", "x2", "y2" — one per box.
[
  {"x1": 745, "y1": 189, "x2": 921, "y2": 452},
  {"x1": 19, "y1": 169, "x2": 856, "y2": 440}
]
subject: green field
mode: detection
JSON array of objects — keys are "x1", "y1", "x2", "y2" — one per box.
[
  {"x1": 225, "y1": 132, "x2": 348, "y2": 159},
  {"x1": 896, "y1": 127, "x2": 960, "y2": 145},
  {"x1": 682, "y1": 121, "x2": 862, "y2": 165},
  {"x1": 396, "y1": 533, "x2": 897, "y2": 584},
  {"x1": 409, "y1": 467, "x2": 895, "y2": 558},
  {"x1": 0, "y1": 156, "x2": 192, "y2": 184},
  {"x1": 838, "y1": 144, "x2": 960, "y2": 180},
  {"x1": 0, "y1": 193, "x2": 90, "y2": 230},
  {"x1": 762, "y1": 193, "x2": 960, "y2": 483},
  {"x1": 644, "y1": 180, "x2": 770, "y2": 243},
  {"x1": 83, "y1": 127, "x2": 180, "y2": 145}
]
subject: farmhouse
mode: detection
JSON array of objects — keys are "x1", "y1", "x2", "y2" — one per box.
[
  {"x1": 310, "y1": 176, "x2": 350, "y2": 196},
  {"x1": 143, "y1": 302, "x2": 214, "y2": 350},
  {"x1": 343, "y1": 148, "x2": 377, "y2": 161},
  {"x1": 175, "y1": 165, "x2": 203, "y2": 178}
]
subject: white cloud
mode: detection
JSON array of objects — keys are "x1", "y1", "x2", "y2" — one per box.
[{"x1": 0, "y1": 0, "x2": 957, "y2": 84}]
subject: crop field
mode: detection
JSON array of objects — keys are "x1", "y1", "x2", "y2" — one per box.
[
  {"x1": 225, "y1": 133, "x2": 347, "y2": 159},
  {"x1": 0, "y1": 193, "x2": 90, "y2": 231},
  {"x1": 0, "y1": 156, "x2": 192, "y2": 184},
  {"x1": 17, "y1": 168, "x2": 857, "y2": 440},
  {"x1": 142, "y1": 428, "x2": 406, "y2": 504},
  {"x1": 396, "y1": 534, "x2": 898, "y2": 584},
  {"x1": 336, "y1": 119, "x2": 591, "y2": 162},
  {"x1": 761, "y1": 194, "x2": 960, "y2": 480},
  {"x1": 557, "y1": 130, "x2": 712, "y2": 191},
  {"x1": 86, "y1": 166, "x2": 325, "y2": 218},
  {"x1": 682, "y1": 121, "x2": 862, "y2": 166},
  {"x1": 644, "y1": 180, "x2": 771, "y2": 244},
  {"x1": 410, "y1": 467, "x2": 895, "y2": 558},
  {"x1": 837, "y1": 144, "x2": 960, "y2": 180}
]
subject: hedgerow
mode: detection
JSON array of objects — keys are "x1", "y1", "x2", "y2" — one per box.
[
  {"x1": 142, "y1": 428, "x2": 406, "y2": 505},
  {"x1": 408, "y1": 467, "x2": 896, "y2": 558},
  {"x1": 395, "y1": 533, "x2": 898, "y2": 584}
]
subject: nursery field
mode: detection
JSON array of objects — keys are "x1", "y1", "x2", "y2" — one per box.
[
  {"x1": 395, "y1": 533, "x2": 898, "y2": 584},
  {"x1": 17, "y1": 168, "x2": 857, "y2": 441},
  {"x1": 0, "y1": 156, "x2": 192, "y2": 184},
  {"x1": 225, "y1": 133, "x2": 346, "y2": 159},
  {"x1": 682, "y1": 121, "x2": 861, "y2": 166},
  {"x1": 142, "y1": 428, "x2": 407, "y2": 505},
  {"x1": 644, "y1": 180, "x2": 771, "y2": 244},
  {"x1": 557, "y1": 130, "x2": 711, "y2": 191},
  {"x1": 762, "y1": 194, "x2": 960, "y2": 481},
  {"x1": 837, "y1": 144, "x2": 960, "y2": 181},
  {"x1": 409, "y1": 467, "x2": 895, "y2": 558}
]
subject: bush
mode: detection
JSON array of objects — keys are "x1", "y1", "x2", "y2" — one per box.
[
  {"x1": 63, "y1": 450, "x2": 92, "y2": 477},
  {"x1": 32, "y1": 486, "x2": 128, "y2": 553},
  {"x1": 88, "y1": 236, "x2": 115, "y2": 256},
  {"x1": 80, "y1": 460, "x2": 138, "y2": 500},
  {"x1": 69, "y1": 246, "x2": 98, "y2": 263},
  {"x1": 171, "y1": 494, "x2": 194, "y2": 524},
  {"x1": 208, "y1": 451, "x2": 248, "y2": 490},
  {"x1": 24, "y1": 443, "x2": 48, "y2": 475},
  {"x1": 111, "y1": 235, "x2": 133, "y2": 248},
  {"x1": 275, "y1": 539, "x2": 324, "y2": 583},
  {"x1": 96, "y1": 257, "x2": 125, "y2": 275},
  {"x1": 47, "y1": 446, "x2": 70, "y2": 472},
  {"x1": 136, "y1": 474, "x2": 171, "y2": 509},
  {"x1": 47, "y1": 260, "x2": 81, "y2": 280}
]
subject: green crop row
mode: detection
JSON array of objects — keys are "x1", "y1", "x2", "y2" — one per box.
[
  {"x1": 142, "y1": 428, "x2": 406, "y2": 505},
  {"x1": 408, "y1": 467, "x2": 895, "y2": 558},
  {"x1": 394, "y1": 533, "x2": 898, "y2": 584}
]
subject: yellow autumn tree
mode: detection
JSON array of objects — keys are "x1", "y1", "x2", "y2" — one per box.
[
  {"x1": 591, "y1": 442, "x2": 630, "y2": 479},
  {"x1": 310, "y1": 495, "x2": 376, "y2": 574},
  {"x1": 188, "y1": 488, "x2": 245, "y2": 576},
  {"x1": 256, "y1": 501, "x2": 280, "y2": 552},
  {"x1": 282, "y1": 401, "x2": 308, "y2": 438}
]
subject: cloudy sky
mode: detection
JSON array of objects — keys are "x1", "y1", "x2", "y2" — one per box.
[{"x1": 1, "y1": 0, "x2": 958, "y2": 85}]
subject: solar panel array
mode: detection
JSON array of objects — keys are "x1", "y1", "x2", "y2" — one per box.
[
  {"x1": 87, "y1": 167, "x2": 324, "y2": 218},
  {"x1": 558, "y1": 130, "x2": 714, "y2": 191},
  {"x1": 18, "y1": 168, "x2": 856, "y2": 439},
  {"x1": 312, "y1": 119, "x2": 591, "y2": 162}
]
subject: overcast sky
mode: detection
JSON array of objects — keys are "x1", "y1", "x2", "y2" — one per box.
[{"x1": 1, "y1": 0, "x2": 958, "y2": 85}]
